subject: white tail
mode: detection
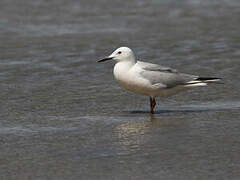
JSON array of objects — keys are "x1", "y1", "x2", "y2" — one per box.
[{"x1": 184, "y1": 77, "x2": 222, "y2": 87}]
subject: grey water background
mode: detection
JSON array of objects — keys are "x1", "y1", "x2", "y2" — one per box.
[{"x1": 0, "y1": 0, "x2": 240, "y2": 179}]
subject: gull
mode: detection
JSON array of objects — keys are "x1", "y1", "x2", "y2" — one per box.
[{"x1": 98, "y1": 47, "x2": 221, "y2": 114}]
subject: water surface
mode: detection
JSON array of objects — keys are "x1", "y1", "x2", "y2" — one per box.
[{"x1": 0, "y1": 0, "x2": 240, "y2": 179}]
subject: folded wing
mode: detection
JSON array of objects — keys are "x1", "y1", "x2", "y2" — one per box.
[{"x1": 138, "y1": 61, "x2": 220, "y2": 88}]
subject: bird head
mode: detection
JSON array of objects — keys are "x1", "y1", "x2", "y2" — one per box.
[{"x1": 98, "y1": 47, "x2": 136, "y2": 63}]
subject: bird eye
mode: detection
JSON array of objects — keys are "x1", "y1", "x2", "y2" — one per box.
[{"x1": 117, "y1": 51, "x2": 122, "y2": 54}]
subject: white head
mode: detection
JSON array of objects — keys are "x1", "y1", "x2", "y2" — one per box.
[{"x1": 98, "y1": 47, "x2": 136, "y2": 63}]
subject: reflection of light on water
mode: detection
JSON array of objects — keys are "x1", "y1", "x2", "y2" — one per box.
[
  {"x1": 117, "y1": 121, "x2": 149, "y2": 138},
  {"x1": 113, "y1": 116, "x2": 167, "y2": 153},
  {"x1": 114, "y1": 115, "x2": 187, "y2": 153},
  {"x1": 114, "y1": 120, "x2": 151, "y2": 152}
]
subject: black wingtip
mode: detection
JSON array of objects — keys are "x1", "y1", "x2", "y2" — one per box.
[
  {"x1": 196, "y1": 77, "x2": 223, "y2": 84},
  {"x1": 196, "y1": 77, "x2": 221, "y2": 81}
]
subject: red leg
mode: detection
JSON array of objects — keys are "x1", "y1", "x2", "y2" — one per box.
[{"x1": 149, "y1": 97, "x2": 156, "y2": 114}]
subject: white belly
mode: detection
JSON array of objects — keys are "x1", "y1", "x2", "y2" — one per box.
[
  {"x1": 116, "y1": 74, "x2": 152, "y2": 95},
  {"x1": 117, "y1": 77, "x2": 189, "y2": 97}
]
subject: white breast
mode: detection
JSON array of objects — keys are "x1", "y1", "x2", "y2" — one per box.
[{"x1": 113, "y1": 62, "x2": 153, "y2": 96}]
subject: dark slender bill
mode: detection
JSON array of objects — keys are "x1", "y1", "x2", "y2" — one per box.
[{"x1": 98, "y1": 57, "x2": 113, "y2": 62}]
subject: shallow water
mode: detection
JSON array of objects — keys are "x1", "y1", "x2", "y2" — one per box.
[{"x1": 1, "y1": 0, "x2": 240, "y2": 179}]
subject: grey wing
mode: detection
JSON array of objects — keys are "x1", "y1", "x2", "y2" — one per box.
[
  {"x1": 138, "y1": 61, "x2": 178, "y2": 73},
  {"x1": 137, "y1": 61, "x2": 198, "y2": 88}
]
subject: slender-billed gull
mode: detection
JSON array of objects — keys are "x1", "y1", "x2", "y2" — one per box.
[{"x1": 98, "y1": 47, "x2": 221, "y2": 114}]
